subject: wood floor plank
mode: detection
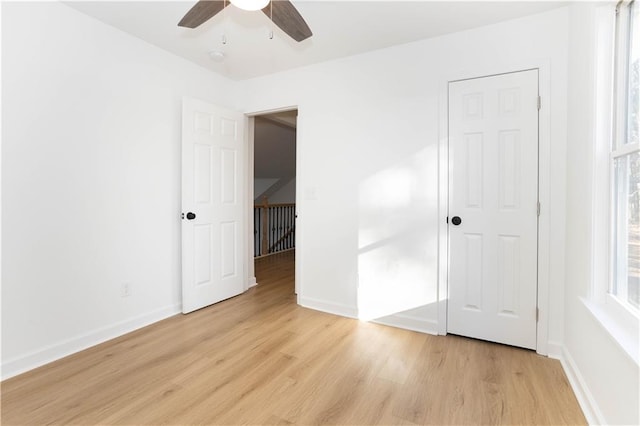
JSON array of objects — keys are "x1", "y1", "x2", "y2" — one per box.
[{"x1": 1, "y1": 250, "x2": 586, "y2": 425}]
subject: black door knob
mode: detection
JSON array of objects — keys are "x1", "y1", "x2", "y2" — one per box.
[
  {"x1": 451, "y1": 216, "x2": 462, "y2": 226},
  {"x1": 186, "y1": 212, "x2": 196, "y2": 220}
]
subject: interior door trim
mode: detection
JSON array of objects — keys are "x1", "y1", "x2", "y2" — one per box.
[{"x1": 438, "y1": 61, "x2": 553, "y2": 356}]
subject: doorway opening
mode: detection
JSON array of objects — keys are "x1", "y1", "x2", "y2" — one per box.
[{"x1": 251, "y1": 109, "x2": 297, "y2": 295}]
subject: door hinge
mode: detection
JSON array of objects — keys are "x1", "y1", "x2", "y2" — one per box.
[
  {"x1": 537, "y1": 202, "x2": 541, "y2": 217},
  {"x1": 537, "y1": 96, "x2": 541, "y2": 110},
  {"x1": 536, "y1": 307, "x2": 539, "y2": 322}
]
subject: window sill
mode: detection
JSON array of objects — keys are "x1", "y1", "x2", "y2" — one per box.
[{"x1": 581, "y1": 296, "x2": 639, "y2": 366}]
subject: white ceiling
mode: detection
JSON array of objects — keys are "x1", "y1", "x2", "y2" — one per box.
[{"x1": 66, "y1": 1, "x2": 567, "y2": 81}]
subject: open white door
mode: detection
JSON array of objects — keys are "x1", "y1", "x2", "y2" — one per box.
[
  {"x1": 182, "y1": 97, "x2": 245, "y2": 314},
  {"x1": 448, "y1": 70, "x2": 539, "y2": 349}
]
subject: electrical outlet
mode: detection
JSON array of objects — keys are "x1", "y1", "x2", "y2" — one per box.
[{"x1": 122, "y1": 282, "x2": 131, "y2": 298}]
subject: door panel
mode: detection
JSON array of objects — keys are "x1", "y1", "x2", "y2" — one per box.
[
  {"x1": 221, "y1": 221, "x2": 237, "y2": 278},
  {"x1": 194, "y1": 144, "x2": 213, "y2": 203},
  {"x1": 221, "y1": 149, "x2": 237, "y2": 204},
  {"x1": 499, "y1": 130, "x2": 521, "y2": 208},
  {"x1": 182, "y1": 97, "x2": 245, "y2": 314},
  {"x1": 464, "y1": 233, "x2": 483, "y2": 311},
  {"x1": 448, "y1": 70, "x2": 538, "y2": 350},
  {"x1": 465, "y1": 133, "x2": 483, "y2": 207}
]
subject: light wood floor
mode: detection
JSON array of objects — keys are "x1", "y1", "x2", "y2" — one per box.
[{"x1": 1, "y1": 250, "x2": 586, "y2": 425}]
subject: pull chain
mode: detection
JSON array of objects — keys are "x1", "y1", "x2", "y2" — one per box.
[{"x1": 222, "y1": 0, "x2": 228, "y2": 45}]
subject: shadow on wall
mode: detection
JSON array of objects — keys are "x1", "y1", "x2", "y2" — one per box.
[{"x1": 357, "y1": 144, "x2": 440, "y2": 321}]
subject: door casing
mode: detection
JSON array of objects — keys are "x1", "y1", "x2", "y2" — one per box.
[
  {"x1": 446, "y1": 69, "x2": 539, "y2": 349},
  {"x1": 438, "y1": 63, "x2": 553, "y2": 356},
  {"x1": 245, "y1": 105, "x2": 302, "y2": 297}
]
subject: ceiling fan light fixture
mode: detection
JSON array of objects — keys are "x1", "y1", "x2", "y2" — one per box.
[
  {"x1": 229, "y1": 0, "x2": 270, "y2": 11},
  {"x1": 178, "y1": 0, "x2": 312, "y2": 42}
]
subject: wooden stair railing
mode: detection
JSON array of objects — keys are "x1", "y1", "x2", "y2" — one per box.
[
  {"x1": 268, "y1": 226, "x2": 296, "y2": 253},
  {"x1": 254, "y1": 197, "x2": 296, "y2": 257}
]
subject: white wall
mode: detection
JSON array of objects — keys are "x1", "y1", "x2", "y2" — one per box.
[
  {"x1": 239, "y1": 8, "x2": 569, "y2": 336},
  {"x1": 253, "y1": 117, "x2": 296, "y2": 179},
  {"x1": 268, "y1": 178, "x2": 296, "y2": 204},
  {"x1": 1, "y1": 2, "x2": 238, "y2": 378},
  {"x1": 562, "y1": 3, "x2": 639, "y2": 425},
  {"x1": 254, "y1": 178, "x2": 279, "y2": 200}
]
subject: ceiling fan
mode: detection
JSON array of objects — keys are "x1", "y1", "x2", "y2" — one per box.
[{"x1": 178, "y1": 0, "x2": 313, "y2": 42}]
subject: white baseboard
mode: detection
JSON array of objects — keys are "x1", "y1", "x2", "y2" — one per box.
[
  {"x1": 549, "y1": 344, "x2": 604, "y2": 426},
  {"x1": 1, "y1": 304, "x2": 181, "y2": 380},
  {"x1": 298, "y1": 296, "x2": 358, "y2": 319},
  {"x1": 248, "y1": 276, "x2": 258, "y2": 288},
  {"x1": 373, "y1": 314, "x2": 439, "y2": 335},
  {"x1": 297, "y1": 297, "x2": 439, "y2": 336},
  {"x1": 546, "y1": 340, "x2": 564, "y2": 359}
]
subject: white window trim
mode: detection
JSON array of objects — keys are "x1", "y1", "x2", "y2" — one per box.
[{"x1": 588, "y1": 2, "x2": 639, "y2": 366}]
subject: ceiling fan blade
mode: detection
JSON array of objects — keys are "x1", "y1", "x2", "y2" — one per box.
[
  {"x1": 262, "y1": 0, "x2": 312, "y2": 42},
  {"x1": 178, "y1": 0, "x2": 228, "y2": 29}
]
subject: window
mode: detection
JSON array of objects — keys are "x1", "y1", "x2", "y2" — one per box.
[
  {"x1": 584, "y1": 0, "x2": 639, "y2": 364},
  {"x1": 612, "y1": 0, "x2": 640, "y2": 312}
]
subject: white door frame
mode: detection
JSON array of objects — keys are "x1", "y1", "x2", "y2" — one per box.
[
  {"x1": 244, "y1": 105, "x2": 302, "y2": 296},
  {"x1": 438, "y1": 62, "x2": 552, "y2": 355}
]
